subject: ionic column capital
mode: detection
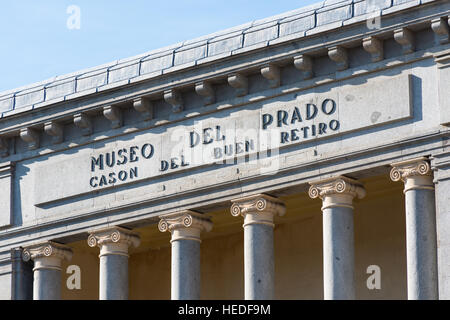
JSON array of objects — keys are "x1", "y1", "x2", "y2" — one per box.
[
  {"x1": 22, "y1": 241, "x2": 72, "y2": 271},
  {"x1": 158, "y1": 210, "x2": 212, "y2": 243},
  {"x1": 390, "y1": 157, "x2": 434, "y2": 192},
  {"x1": 230, "y1": 194, "x2": 286, "y2": 228},
  {"x1": 309, "y1": 176, "x2": 366, "y2": 210},
  {"x1": 88, "y1": 226, "x2": 140, "y2": 257}
]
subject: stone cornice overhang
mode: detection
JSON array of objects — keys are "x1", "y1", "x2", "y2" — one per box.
[{"x1": 0, "y1": 0, "x2": 449, "y2": 163}]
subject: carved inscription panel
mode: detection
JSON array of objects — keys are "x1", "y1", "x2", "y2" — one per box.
[{"x1": 34, "y1": 74, "x2": 412, "y2": 205}]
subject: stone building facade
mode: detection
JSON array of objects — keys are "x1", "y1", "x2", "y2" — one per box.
[{"x1": 0, "y1": 0, "x2": 450, "y2": 300}]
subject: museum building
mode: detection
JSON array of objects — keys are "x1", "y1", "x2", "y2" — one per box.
[{"x1": 0, "y1": 0, "x2": 450, "y2": 300}]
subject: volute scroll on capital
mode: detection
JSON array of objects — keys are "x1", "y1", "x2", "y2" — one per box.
[
  {"x1": 158, "y1": 211, "x2": 213, "y2": 233},
  {"x1": 230, "y1": 194, "x2": 286, "y2": 227},
  {"x1": 390, "y1": 157, "x2": 432, "y2": 181},
  {"x1": 22, "y1": 241, "x2": 73, "y2": 263},
  {"x1": 308, "y1": 176, "x2": 366, "y2": 201},
  {"x1": 87, "y1": 226, "x2": 141, "y2": 249},
  {"x1": 390, "y1": 157, "x2": 434, "y2": 192},
  {"x1": 158, "y1": 211, "x2": 213, "y2": 243}
]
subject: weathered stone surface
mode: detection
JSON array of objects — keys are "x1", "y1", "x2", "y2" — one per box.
[
  {"x1": 434, "y1": 49, "x2": 450, "y2": 126},
  {"x1": 431, "y1": 17, "x2": 450, "y2": 45},
  {"x1": 294, "y1": 54, "x2": 314, "y2": 79},
  {"x1": 195, "y1": 81, "x2": 215, "y2": 105},
  {"x1": 0, "y1": 163, "x2": 13, "y2": 228},
  {"x1": 108, "y1": 62, "x2": 139, "y2": 83},
  {"x1": 391, "y1": 158, "x2": 438, "y2": 299},
  {"x1": 19, "y1": 128, "x2": 39, "y2": 150},
  {"x1": 394, "y1": 28, "x2": 416, "y2": 54},
  {"x1": 328, "y1": 46, "x2": 348, "y2": 71},
  {"x1": 14, "y1": 88, "x2": 44, "y2": 109},
  {"x1": 44, "y1": 121, "x2": 64, "y2": 144},
  {"x1": 164, "y1": 89, "x2": 183, "y2": 113},
  {"x1": 363, "y1": 36, "x2": 384, "y2": 62},
  {"x1": 45, "y1": 79, "x2": 75, "y2": 100},
  {"x1": 140, "y1": 53, "x2": 173, "y2": 74},
  {"x1": 133, "y1": 97, "x2": 154, "y2": 120},
  {"x1": 174, "y1": 44, "x2": 207, "y2": 66},
  {"x1": 228, "y1": 73, "x2": 248, "y2": 97},
  {"x1": 433, "y1": 151, "x2": 450, "y2": 299},
  {"x1": 0, "y1": 96, "x2": 13, "y2": 113},
  {"x1": 279, "y1": 13, "x2": 315, "y2": 36},
  {"x1": 76, "y1": 70, "x2": 108, "y2": 92},
  {"x1": 73, "y1": 113, "x2": 92, "y2": 136},
  {"x1": 208, "y1": 33, "x2": 243, "y2": 57},
  {"x1": 354, "y1": 0, "x2": 391, "y2": 16},
  {"x1": 316, "y1": 1, "x2": 353, "y2": 26},
  {"x1": 244, "y1": 23, "x2": 278, "y2": 47},
  {"x1": 261, "y1": 64, "x2": 280, "y2": 88}
]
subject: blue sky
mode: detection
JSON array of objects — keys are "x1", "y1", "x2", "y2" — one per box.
[{"x1": 0, "y1": 1, "x2": 319, "y2": 92}]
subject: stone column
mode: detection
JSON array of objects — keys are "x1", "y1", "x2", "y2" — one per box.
[
  {"x1": 390, "y1": 157, "x2": 438, "y2": 300},
  {"x1": 11, "y1": 248, "x2": 33, "y2": 300},
  {"x1": 230, "y1": 194, "x2": 286, "y2": 300},
  {"x1": 88, "y1": 226, "x2": 140, "y2": 300},
  {"x1": 159, "y1": 211, "x2": 212, "y2": 300},
  {"x1": 309, "y1": 176, "x2": 365, "y2": 300},
  {"x1": 22, "y1": 241, "x2": 73, "y2": 300}
]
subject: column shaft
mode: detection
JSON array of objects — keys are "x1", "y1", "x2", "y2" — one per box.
[
  {"x1": 34, "y1": 267, "x2": 61, "y2": 300},
  {"x1": 309, "y1": 176, "x2": 365, "y2": 300},
  {"x1": 171, "y1": 240, "x2": 200, "y2": 300},
  {"x1": 88, "y1": 227, "x2": 140, "y2": 300},
  {"x1": 100, "y1": 253, "x2": 129, "y2": 300},
  {"x1": 11, "y1": 248, "x2": 33, "y2": 300},
  {"x1": 391, "y1": 157, "x2": 438, "y2": 300},
  {"x1": 244, "y1": 223, "x2": 274, "y2": 300},
  {"x1": 22, "y1": 242, "x2": 72, "y2": 300},
  {"x1": 322, "y1": 206, "x2": 355, "y2": 299},
  {"x1": 230, "y1": 194, "x2": 285, "y2": 300},
  {"x1": 159, "y1": 211, "x2": 212, "y2": 300},
  {"x1": 405, "y1": 187, "x2": 438, "y2": 299}
]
